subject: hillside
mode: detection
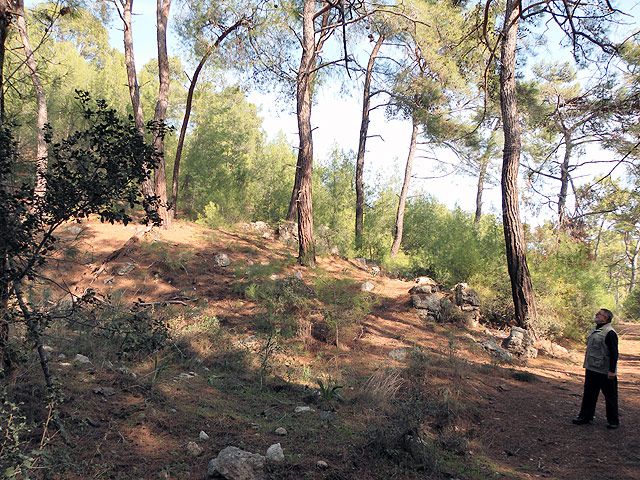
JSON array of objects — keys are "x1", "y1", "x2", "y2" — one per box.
[{"x1": 6, "y1": 219, "x2": 640, "y2": 480}]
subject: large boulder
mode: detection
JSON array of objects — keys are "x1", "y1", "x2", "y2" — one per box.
[
  {"x1": 502, "y1": 327, "x2": 538, "y2": 358},
  {"x1": 207, "y1": 446, "x2": 265, "y2": 480}
]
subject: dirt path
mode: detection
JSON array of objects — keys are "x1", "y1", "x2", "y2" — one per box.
[{"x1": 463, "y1": 322, "x2": 640, "y2": 480}]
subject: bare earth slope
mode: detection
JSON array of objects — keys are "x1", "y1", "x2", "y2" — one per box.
[{"x1": 34, "y1": 219, "x2": 640, "y2": 480}]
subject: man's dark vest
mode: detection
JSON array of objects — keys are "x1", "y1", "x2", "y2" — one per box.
[{"x1": 583, "y1": 322, "x2": 615, "y2": 375}]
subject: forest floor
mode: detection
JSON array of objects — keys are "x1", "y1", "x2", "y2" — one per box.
[{"x1": 9, "y1": 218, "x2": 640, "y2": 480}]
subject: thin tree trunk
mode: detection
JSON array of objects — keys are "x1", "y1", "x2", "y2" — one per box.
[
  {"x1": 355, "y1": 34, "x2": 384, "y2": 250},
  {"x1": 0, "y1": 0, "x2": 10, "y2": 126},
  {"x1": 152, "y1": 0, "x2": 171, "y2": 228},
  {"x1": 499, "y1": 0, "x2": 537, "y2": 330},
  {"x1": 475, "y1": 160, "x2": 487, "y2": 226},
  {"x1": 557, "y1": 128, "x2": 573, "y2": 229},
  {"x1": 296, "y1": 0, "x2": 316, "y2": 267},
  {"x1": 286, "y1": 161, "x2": 302, "y2": 221},
  {"x1": 390, "y1": 116, "x2": 419, "y2": 257},
  {"x1": 171, "y1": 52, "x2": 209, "y2": 218},
  {"x1": 0, "y1": 1, "x2": 9, "y2": 376},
  {"x1": 122, "y1": 0, "x2": 154, "y2": 199},
  {"x1": 16, "y1": 0, "x2": 48, "y2": 198}
]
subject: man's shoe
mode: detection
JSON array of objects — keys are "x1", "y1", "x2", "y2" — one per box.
[
  {"x1": 572, "y1": 417, "x2": 591, "y2": 425},
  {"x1": 607, "y1": 423, "x2": 619, "y2": 430}
]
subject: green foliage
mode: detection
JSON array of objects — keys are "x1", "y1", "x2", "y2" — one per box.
[
  {"x1": 623, "y1": 287, "x2": 640, "y2": 321},
  {"x1": 313, "y1": 147, "x2": 356, "y2": 254},
  {"x1": 182, "y1": 86, "x2": 294, "y2": 225},
  {"x1": 316, "y1": 377, "x2": 343, "y2": 409},
  {"x1": 529, "y1": 225, "x2": 613, "y2": 338},
  {"x1": 400, "y1": 196, "x2": 505, "y2": 285}
]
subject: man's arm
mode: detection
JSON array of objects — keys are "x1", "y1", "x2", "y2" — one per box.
[{"x1": 605, "y1": 330, "x2": 619, "y2": 377}]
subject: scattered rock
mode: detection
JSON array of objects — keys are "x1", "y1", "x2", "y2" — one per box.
[
  {"x1": 319, "y1": 410, "x2": 335, "y2": 421},
  {"x1": 388, "y1": 346, "x2": 411, "y2": 361},
  {"x1": 361, "y1": 281, "x2": 374, "y2": 292},
  {"x1": 502, "y1": 327, "x2": 538, "y2": 358},
  {"x1": 274, "y1": 427, "x2": 287, "y2": 436},
  {"x1": 92, "y1": 386, "x2": 116, "y2": 396},
  {"x1": 199, "y1": 431, "x2": 210, "y2": 441},
  {"x1": 102, "y1": 276, "x2": 115, "y2": 284},
  {"x1": 186, "y1": 441, "x2": 203, "y2": 457},
  {"x1": 293, "y1": 270, "x2": 303, "y2": 281},
  {"x1": 316, "y1": 460, "x2": 328, "y2": 470},
  {"x1": 409, "y1": 284, "x2": 436, "y2": 294},
  {"x1": 214, "y1": 253, "x2": 230, "y2": 267},
  {"x1": 208, "y1": 446, "x2": 265, "y2": 480},
  {"x1": 177, "y1": 372, "x2": 196, "y2": 380},
  {"x1": 370, "y1": 265, "x2": 381, "y2": 276},
  {"x1": 414, "y1": 276, "x2": 438, "y2": 290},
  {"x1": 269, "y1": 274, "x2": 280, "y2": 281},
  {"x1": 294, "y1": 406, "x2": 315, "y2": 413},
  {"x1": 453, "y1": 283, "x2": 481, "y2": 307},
  {"x1": 480, "y1": 338, "x2": 513, "y2": 363},
  {"x1": 411, "y1": 293, "x2": 441, "y2": 313},
  {"x1": 103, "y1": 360, "x2": 114, "y2": 369},
  {"x1": 85, "y1": 417, "x2": 100, "y2": 428},
  {"x1": 276, "y1": 221, "x2": 298, "y2": 246},
  {"x1": 266, "y1": 443, "x2": 284, "y2": 462},
  {"x1": 74, "y1": 354, "x2": 92, "y2": 365},
  {"x1": 116, "y1": 262, "x2": 136, "y2": 276},
  {"x1": 57, "y1": 353, "x2": 66, "y2": 360}
]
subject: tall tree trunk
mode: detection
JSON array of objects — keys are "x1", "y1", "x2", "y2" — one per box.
[
  {"x1": 0, "y1": 0, "x2": 9, "y2": 126},
  {"x1": 499, "y1": 0, "x2": 537, "y2": 330},
  {"x1": 475, "y1": 159, "x2": 487, "y2": 226},
  {"x1": 0, "y1": 1, "x2": 10, "y2": 376},
  {"x1": 152, "y1": 0, "x2": 171, "y2": 228},
  {"x1": 122, "y1": 0, "x2": 154, "y2": 199},
  {"x1": 171, "y1": 52, "x2": 209, "y2": 218},
  {"x1": 557, "y1": 128, "x2": 573, "y2": 229},
  {"x1": 16, "y1": 0, "x2": 48, "y2": 198},
  {"x1": 355, "y1": 34, "x2": 384, "y2": 250},
  {"x1": 390, "y1": 116, "x2": 419, "y2": 257},
  {"x1": 295, "y1": 0, "x2": 316, "y2": 267}
]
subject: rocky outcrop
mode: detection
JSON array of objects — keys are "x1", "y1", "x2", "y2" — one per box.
[{"x1": 502, "y1": 327, "x2": 538, "y2": 358}]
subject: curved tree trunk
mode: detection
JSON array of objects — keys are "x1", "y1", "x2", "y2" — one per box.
[
  {"x1": 171, "y1": 52, "x2": 210, "y2": 218},
  {"x1": 390, "y1": 116, "x2": 419, "y2": 257},
  {"x1": 152, "y1": 0, "x2": 171, "y2": 229},
  {"x1": 355, "y1": 34, "x2": 384, "y2": 250},
  {"x1": 16, "y1": 0, "x2": 48, "y2": 198},
  {"x1": 499, "y1": 0, "x2": 537, "y2": 330},
  {"x1": 295, "y1": 0, "x2": 316, "y2": 267}
]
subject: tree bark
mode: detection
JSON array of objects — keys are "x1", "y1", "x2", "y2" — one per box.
[
  {"x1": 152, "y1": 0, "x2": 171, "y2": 228},
  {"x1": 16, "y1": 0, "x2": 48, "y2": 198},
  {"x1": 390, "y1": 116, "x2": 419, "y2": 257},
  {"x1": 171, "y1": 52, "x2": 209, "y2": 218},
  {"x1": 355, "y1": 34, "x2": 384, "y2": 250},
  {"x1": 295, "y1": 0, "x2": 316, "y2": 267},
  {"x1": 475, "y1": 159, "x2": 487, "y2": 226},
  {"x1": 122, "y1": 0, "x2": 154, "y2": 199},
  {"x1": 499, "y1": 0, "x2": 537, "y2": 330},
  {"x1": 0, "y1": 0, "x2": 10, "y2": 126},
  {"x1": 557, "y1": 127, "x2": 573, "y2": 229}
]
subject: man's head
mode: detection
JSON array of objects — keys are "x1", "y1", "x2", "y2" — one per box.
[{"x1": 595, "y1": 309, "x2": 613, "y2": 324}]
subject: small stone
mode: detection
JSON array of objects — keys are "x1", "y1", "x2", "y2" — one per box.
[
  {"x1": 57, "y1": 353, "x2": 66, "y2": 360},
  {"x1": 186, "y1": 441, "x2": 203, "y2": 457},
  {"x1": 102, "y1": 276, "x2": 115, "y2": 284},
  {"x1": 294, "y1": 270, "x2": 303, "y2": 280},
  {"x1": 274, "y1": 427, "x2": 287, "y2": 436},
  {"x1": 294, "y1": 406, "x2": 314, "y2": 413},
  {"x1": 388, "y1": 346, "x2": 411, "y2": 361},
  {"x1": 199, "y1": 430, "x2": 210, "y2": 441},
  {"x1": 316, "y1": 460, "x2": 328, "y2": 470},
  {"x1": 360, "y1": 281, "x2": 374, "y2": 292},
  {"x1": 74, "y1": 354, "x2": 92, "y2": 364},
  {"x1": 59, "y1": 362, "x2": 72, "y2": 368},
  {"x1": 266, "y1": 443, "x2": 284, "y2": 462},
  {"x1": 103, "y1": 360, "x2": 114, "y2": 369},
  {"x1": 169, "y1": 408, "x2": 177, "y2": 413},
  {"x1": 117, "y1": 262, "x2": 136, "y2": 275},
  {"x1": 177, "y1": 372, "x2": 195, "y2": 380},
  {"x1": 92, "y1": 386, "x2": 116, "y2": 396},
  {"x1": 319, "y1": 410, "x2": 335, "y2": 421},
  {"x1": 269, "y1": 274, "x2": 280, "y2": 281},
  {"x1": 214, "y1": 253, "x2": 230, "y2": 267}
]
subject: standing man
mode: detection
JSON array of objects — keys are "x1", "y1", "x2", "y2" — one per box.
[{"x1": 573, "y1": 308, "x2": 619, "y2": 429}]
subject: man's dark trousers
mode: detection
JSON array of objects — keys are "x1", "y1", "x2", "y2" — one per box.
[{"x1": 578, "y1": 369, "x2": 619, "y2": 425}]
